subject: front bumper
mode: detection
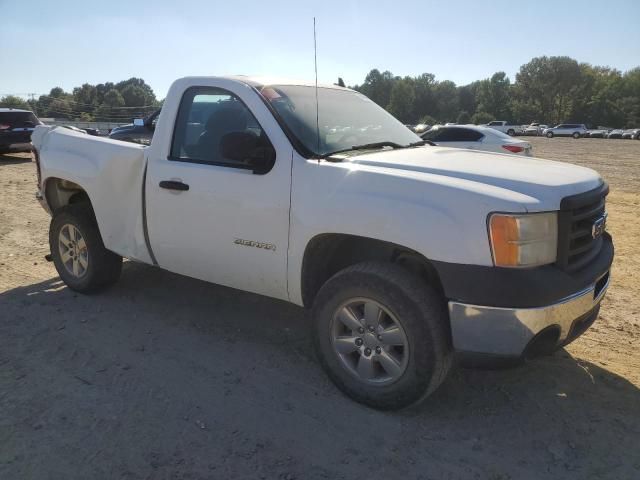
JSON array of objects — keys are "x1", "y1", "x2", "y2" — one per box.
[{"x1": 448, "y1": 271, "x2": 610, "y2": 357}]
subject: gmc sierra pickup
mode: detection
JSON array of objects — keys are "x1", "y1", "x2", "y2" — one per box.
[{"x1": 31, "y1": 76, "x2": 613, "y2": 409}]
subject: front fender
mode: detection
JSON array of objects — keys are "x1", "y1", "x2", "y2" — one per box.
[{"x1": 287, "y1": 158, "x2": 529, "y2": 305}]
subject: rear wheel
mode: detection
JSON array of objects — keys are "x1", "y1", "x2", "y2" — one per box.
[
  {"x1": 546, "y1": 131, "x2": 554, "y2": 138},
  {"x1": 312, "y1": 261, "x2": 452, "y2": 410},
  {"x1": 49, "y1": 204, "x2": 122, "y2": 293}
]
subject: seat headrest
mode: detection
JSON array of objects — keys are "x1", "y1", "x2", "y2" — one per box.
[{"x1": 205, "y1": 106, "x2": 247, "y2": 133}]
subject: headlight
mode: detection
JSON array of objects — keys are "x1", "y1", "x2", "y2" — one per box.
[{"x1": 488, "y1": 212, "x2": 557, "y2": 267}]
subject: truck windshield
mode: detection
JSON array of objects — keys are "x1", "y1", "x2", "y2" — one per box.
[{"x1": 258, "y1": 85, "x2": 421, "y2": 157}]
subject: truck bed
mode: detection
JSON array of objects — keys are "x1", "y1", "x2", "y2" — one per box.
[{"x1": 32, "y1": 125, "x2": 153, "y2": 264}]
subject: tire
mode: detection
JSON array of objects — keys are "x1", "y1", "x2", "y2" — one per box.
[
  {"x1": 312, "y1": 261, "x2": 452, "y2": 410},
  {"x1": 546, "y1": 131, "x2": 554, "y2": 138},
  {"x1": 572, "y1": 132, "x2": 581, "y2": 139},
  {"x1": 49, "y1": 204, "x2": 122, "y2": 293},
  {"x1": 507, "y1": 129, "x2": 515, "y2": 136}
]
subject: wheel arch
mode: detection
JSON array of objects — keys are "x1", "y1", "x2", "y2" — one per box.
[
  {"x1": 300, "y1": 233, "x2": 444, "y2": 308},
  {"x1": 44, "y1": 177, "x2": 94, "y2": 213}
]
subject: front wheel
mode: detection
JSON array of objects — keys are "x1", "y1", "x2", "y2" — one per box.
[
  {"x1": 507, "y1": 129, "x2": 515, "y2": 136},
  {"x1": 49, "y1": 204, "x2": 122, "y2": 293},
  {"x1": 312, "y1": 261, "x2": 452, "y2": 410},
  {"x1": 546, "y1": 131, "x2": 554, "y2": 138},
  {"x1": 572, "y1": 132, "x2": 581, "y2": 139}
]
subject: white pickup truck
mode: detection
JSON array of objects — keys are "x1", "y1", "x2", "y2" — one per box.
[
  {"x1": 484, "y1": 120, "x2": 524, "y2": 136},
  {"x1": 32, "y1": 76, "x2": 613, "y2": 409}
]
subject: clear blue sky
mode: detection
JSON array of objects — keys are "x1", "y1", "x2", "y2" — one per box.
[{"x1": 1, "y1": 0, "x2": 639, "y2": 99}]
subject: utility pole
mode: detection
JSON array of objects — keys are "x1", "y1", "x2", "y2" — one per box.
[{"x1": 29, "y1": 93, "x2": 37, "y2": 114}]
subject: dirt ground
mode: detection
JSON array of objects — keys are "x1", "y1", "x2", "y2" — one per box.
[{"x1": 1, "y1": 138, "x2": 639, "y2": 480}]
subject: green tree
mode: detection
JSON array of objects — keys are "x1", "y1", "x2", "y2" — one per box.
[
  {"x1": 116, "y1": 77, "x2": 157, "y2": 106},
  {"x1": 476, "y1": 72, "x2": 512, "y2": 120},
  {"x1": 354, "y1": 69, "x2": 396, "y2": 109},
  {"x1": 514, "y1": 56, "x2": 582, "y2": 124},
  {"x1": 96, "y1": 89, "x2": 126, "y2": 121},
  {"x1": 471, "y1": 111, "x2": 494, "y2": 124},
  {"x1": 412, "y1": 73, "x2": 436, "y2": 123},
  {"x1": 47, "y1": 98, "x2": 74, "y2": 119},
  {"x1": 73, "y1": 83, "x2": 98, "y2": 107},
  {"x1": 0, "y1": 95, "x2": 30, "y2": 109},
  {"x1": 432, "y1": 80, "x2": 459, "y2": 122},
  {"x1": 456, "y1": 111, "x2": 471, "y2": 124},
  {"x1": 103, "y1": 89, "x2": 125, "y2": 107},
  {"x1": 387, "y1": 78, "x2": 416, "y2": 123},
  {"x1": 49, "y1": 87, "x2": 65, "y2": 98},
  {"x1": 458, "y1": 82, "x2": 479, "y2": 117},
  {"x1": 120, "y1": 85, "x2": 147, "y2": 107}
]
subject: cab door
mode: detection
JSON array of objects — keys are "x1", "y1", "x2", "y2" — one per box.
[{"x1": 144, "y1": 81, "x2": 293, "y2": 301}]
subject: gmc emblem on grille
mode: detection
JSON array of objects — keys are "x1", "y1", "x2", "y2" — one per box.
[{"x1": 592, "y1": 213, "x2": 607, "y2": 239}]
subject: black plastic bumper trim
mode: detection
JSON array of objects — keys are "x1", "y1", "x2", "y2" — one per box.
[{"x1": 432, "y1": 233, "x2": 613, "y2": 309}]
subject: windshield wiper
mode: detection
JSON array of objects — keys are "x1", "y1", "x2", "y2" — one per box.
[
  {"x1": 322, "y1": 141, "x2": 405, "y2": 158},
  {"x1": 351, "y1": 141, "x2": 405, "y2": 150},
  {"x1": 321, "y1": 139, "x2": 434, "y2": 159},
  {"x1": 409, "y1": 139, "x2": 436, "y2": 147}
]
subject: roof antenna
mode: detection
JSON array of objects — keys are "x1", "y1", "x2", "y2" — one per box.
[{"x1": 313, "y1": 17, "x2": 320, "y2": 161}]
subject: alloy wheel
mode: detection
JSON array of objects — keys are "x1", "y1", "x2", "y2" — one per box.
[
  {"x1": 330, "y1": 298, "x2": 409, "y2": 385},
  {"x1": 58, "y1": 223, "x2": 89, "y2": 278}
]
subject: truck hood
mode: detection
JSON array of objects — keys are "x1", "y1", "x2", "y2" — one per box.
[{"x1": 341, "y1": 146, "x2": 603, "y2": 211}]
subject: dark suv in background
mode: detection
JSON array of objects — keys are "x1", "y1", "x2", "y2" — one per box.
[
  {"x1": 0, "y1": 108, "x2": 43, "y2": 154},
  {"x1": 108, "y1": 109, "x2": 160, "y2": 145}
]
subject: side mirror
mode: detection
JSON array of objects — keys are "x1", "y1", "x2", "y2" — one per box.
[
  {"x1": 133, "y1": 118, "x2": 145, "y2": 127},
  {"x1": 220, "y1": 132, "x2": 275, "y2": 174}
]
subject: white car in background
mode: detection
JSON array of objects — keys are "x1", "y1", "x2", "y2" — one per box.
[
  {"x1": 421, "y1": 124, "x2": 533, "y2": 155},
  {"x1": 586, "y1": 128, "x2": 610, "y2": 138},
  {"x1": 483, "y1": 120, "x2": 524, "y2": 136},
  {"x1": 523, "y1": 123, "x2": 548, "y2": 136}
]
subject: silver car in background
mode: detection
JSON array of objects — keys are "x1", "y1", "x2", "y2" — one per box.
[
  {"x1": 607, "y1": 129, "x2": 625, "y2": 139},
  {"x1": 542, "y1": 123, "x2": 588, "y2": 138},
  {"x1": 622, "y1": 129, "x2": 640, "y2": 139}
]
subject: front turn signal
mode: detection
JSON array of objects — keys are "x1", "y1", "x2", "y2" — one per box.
[{"x1": 488, "y1": 212, "x2": 558, "y2": 267}]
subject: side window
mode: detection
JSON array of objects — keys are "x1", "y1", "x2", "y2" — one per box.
[
  {"x1": 170, "y1": 87, "x2": 274, "y2": 171},
  {"x1": 487, "y1": 121, "x2": 499, "y2": 126},
  {"x1": 421, "y1": 129, "x2": 442, "y2": 141},
  {"x1": 457, "y1": 128, "x2": 483, "y2": 141},
  {"x1": 433, "y1": 127, "x2": 481, "y2": 142},
  {"x1": 431, "y1": 128, "x2": 458, "y2": 141}
]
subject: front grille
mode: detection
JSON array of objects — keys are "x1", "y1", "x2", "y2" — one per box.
[{"x1": 556, "y1": 183, "x2": 609, "y2": 272}]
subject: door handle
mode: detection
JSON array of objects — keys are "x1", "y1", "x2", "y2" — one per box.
[{"x1": 159, "y1": 180, "x2": 189, "y2": 191}]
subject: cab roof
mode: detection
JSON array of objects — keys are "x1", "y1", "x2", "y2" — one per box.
[{"x1": 178, "y1": 75, "x2": 351, "y2": 91}]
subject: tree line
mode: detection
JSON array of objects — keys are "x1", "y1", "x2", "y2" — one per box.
[
  {"x1": 352, "y1": 56, "x2": 640, "y2": 128},
  {"x1": 0, "y1": 78, "x2": 161, "y2": 122},
  {"x1": 1, "y1": 56, "x2": 638, "y2": 127}
]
